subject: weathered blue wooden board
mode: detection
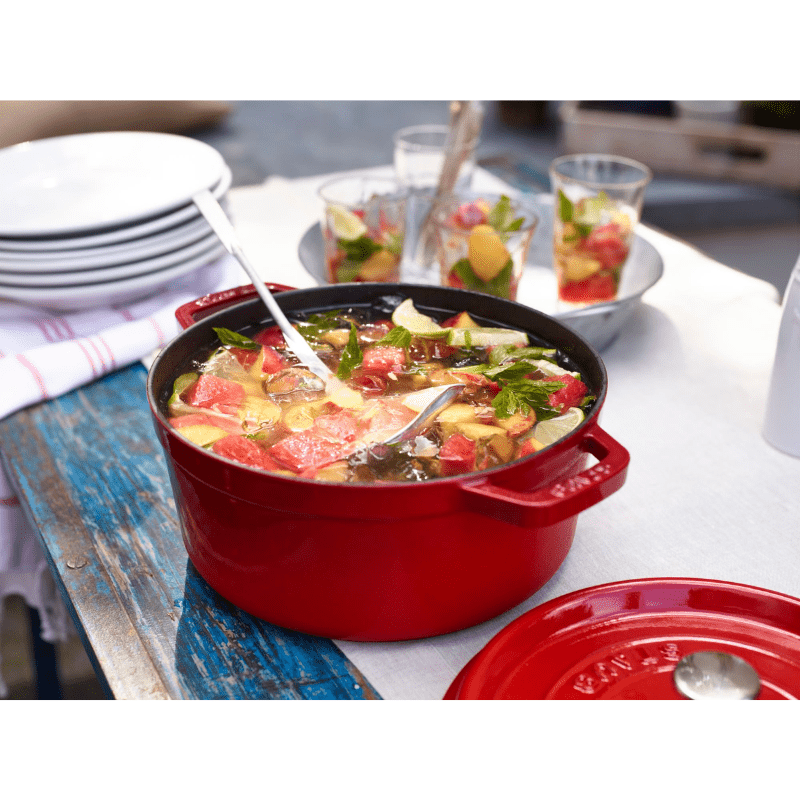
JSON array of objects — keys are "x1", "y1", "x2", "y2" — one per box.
[{"x1": 0, "y1": 363, "x2": 379, "y2": 700}]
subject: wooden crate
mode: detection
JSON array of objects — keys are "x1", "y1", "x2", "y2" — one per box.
[{"x1": 559, "y1": 101, "x2": 800, "y2": 191}]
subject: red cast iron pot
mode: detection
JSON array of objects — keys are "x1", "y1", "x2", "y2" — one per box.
[{"x1": 147, "y1": 282, "x2": 630, "y2": 641}]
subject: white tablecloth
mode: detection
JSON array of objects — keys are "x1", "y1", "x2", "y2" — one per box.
[{"x1": 224, "y1": 168, "x2": 799, "y2": 700}]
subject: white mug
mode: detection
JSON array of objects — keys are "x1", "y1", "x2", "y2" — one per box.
[{"x1": 763, "y1": 255, "x2": 800, "y2": 457}]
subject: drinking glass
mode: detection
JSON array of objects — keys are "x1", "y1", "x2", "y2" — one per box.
[
  {"x1": 393, "y1": 124, "x2": 478, "y2": 191},
  {"x1": 431, "y1": 191, "x2": 538, "y2": 301},
  {"x1": 318, "y1": 175, "x2": 407, "y2": 284},
  {"x1": 394, "y1": 124, "x2": 479, "y2": 283},
  {"x1": 550, "y1": 154, "x2": 651, "y2": 308}
]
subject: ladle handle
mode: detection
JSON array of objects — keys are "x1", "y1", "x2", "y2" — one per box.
[{"x1": 192, "y1": 190, "x2": 333, "y2": 382}]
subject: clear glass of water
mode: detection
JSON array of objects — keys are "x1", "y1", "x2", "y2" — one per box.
[
  {"x1": 393, "y1": 124, "x2": 479, "y2": 282},
  {"x1": 393, "y1": 124, "x2": 478, "y2": 191}
]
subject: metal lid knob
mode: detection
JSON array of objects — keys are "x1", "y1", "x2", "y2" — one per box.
[{"x1": 673, "y1": 651, "x2": 761, "y2": 700}]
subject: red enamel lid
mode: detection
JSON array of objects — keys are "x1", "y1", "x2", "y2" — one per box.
[{"x1": 444, "y1": 578, "x2": 800, "y2": 700}]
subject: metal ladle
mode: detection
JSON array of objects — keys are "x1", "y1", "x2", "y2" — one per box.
[{"x1": 192, "y1": 189, "x2": 465, "y2": 441}]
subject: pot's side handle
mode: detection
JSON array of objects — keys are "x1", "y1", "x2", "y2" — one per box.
[
  {"x1": 174, "y1": 283, "x2": 298, "y2": 329},
  {"x1": 460, "y1": 426, "x2": 630, "y2": 528}
]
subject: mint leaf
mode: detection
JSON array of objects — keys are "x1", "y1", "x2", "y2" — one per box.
[
  {"x1": 334, "y1": 259, "x2": 365, "y2": 283},
  {"x1": 557, "y1": 190, "x2": 573, "y2": 223},
  {"x1": 297, "y1": 310, "x2": 348, "y2": 341},
  {"x1": 377, "y1": 325, "x2": 413, "y2": 349},
  {"x1": 487, "y1": 194, "x2": 526, "y2": 234},
  {"x1": 486, "y1": 195, "x2": 513, "y2": 229},
  {"x1": 492, "y1": 379, "x2": 564, "y2": 420},
  {"x1": 338, "y1": 235, "x2": 382, "y2": 264},
  {"x1": 213, "y1": 327, "x2": 260, "y2": 351},
  {"x1": 336, "y1": 323, "x2": 363, "y2": 379},
  {"x1": 382, "y1": 232, "x2": 404, "y2": 257},
  {"x1": 452, "y1": 257, "x2": 513, "y2": 298}
]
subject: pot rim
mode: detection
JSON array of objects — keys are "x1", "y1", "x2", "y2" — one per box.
[{"x1": 147, "y1": 282, "x2": 609, "y2": 488}]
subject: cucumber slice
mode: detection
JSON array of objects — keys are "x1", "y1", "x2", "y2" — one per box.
[{"x1": 446, "y1": 327, "x2": 528, "y2": 348}]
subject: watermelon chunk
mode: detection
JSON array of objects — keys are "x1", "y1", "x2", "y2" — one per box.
[
  {"x1": 229, "y1": 346, "x2": 260, "y2": 370},
  {"x1": 363, "y1": 400, "x2": 417, "y2": 442},
  {"x1": 212, "y1": 435, "x2": 281, "y2": 471},
  {"x1": 439, "y1": 433, "x2": 477, "y2": 476},
  {"x1": 260, "y1": 345, "x2": 287, "y2": 375},
  {"x1": 545, "y1": 374, "x2": 587, "y2": 412},
  {"x1": 253, "y1": 326, "x2": 285, "y2": 348},
  {"x1": 361, "y1": 346, "x2": 406, "y2": 376},
  {"x1": 184, "y1": 374, "x2": 245, "y2": 414},
  {"x1": 313, "y1": 410, "x2": 363, "y2": 443},
  {"x1": 269, "y1": 430, "x2": 345, "y2": 474}
]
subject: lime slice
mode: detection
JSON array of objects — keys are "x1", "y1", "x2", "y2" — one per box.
[
  {"x1": 328, "y1": 204, "x2": 368, "y2": 241},
  {"x1": 391, "y1": 298, "x2": 448, "y2": 338},
  {"x1": 532, "y1": 407, "x2": 584, "y2": 446},
  {"x1": 446, "y1": 326, "x2": 528, "y2": 348}
]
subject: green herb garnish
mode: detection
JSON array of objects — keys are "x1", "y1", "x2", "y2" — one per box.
[
  {"x1": 333, "y1": 235, "x2": 386, "y2": 282},
  {"x1": 557, "y1": 190, "x2": 573, "y2": 223},
  {"x1": 377, "y1": 325, "x2": 413, "y2": 349},
  {"x1": 338, "y1": 235, "x2": 383, "y2": 264},
  {"x1": 213, "y1": 328, "x2": 260, "y2": 351},
  {"x1": 453, "y1": 357, "x2": 566, "y2": 420},
  {"x1": 487, "y1": 195, "x2": 525, "y2": 233},
  {"x1": 452, "y1": 257, "x2": 514, "y2": 298},
  {"x1": 297, "y1": 310, "x2": 349, "y2": 341},
  {"x1": 382, "y1": 232, "x2": 404, "y2": 257},
  {"x1": 493, "y1": 378, "x2": 565, "y2": 421},
  {"x1": 336, "y1": 323, "x2": 363, "y2": 379}
]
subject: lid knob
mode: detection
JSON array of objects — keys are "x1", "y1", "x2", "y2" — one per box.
[{"x1": 673, "y1": 651, "x2": 761, "y2": 700}]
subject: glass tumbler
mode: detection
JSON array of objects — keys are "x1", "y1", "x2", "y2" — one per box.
[
  {"x1": 550, "y1": 154, "x2": 651, "y2": 308},
  {"x1": 393, "y1": 124, "x2": 479, "y2": 283},
  {"x1": 318, "y1": 175, "x2": 407, "y2": 284},
  {"x1": 431, "y1": 191, "x2": 538, "y2": 301}
]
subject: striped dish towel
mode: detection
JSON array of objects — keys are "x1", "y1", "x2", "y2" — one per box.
[{"x1": 0, "y1": 254, "x2": 242, "y2": 693}]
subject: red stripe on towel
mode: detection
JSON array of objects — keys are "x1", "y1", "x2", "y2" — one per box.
[
  {"x1": 75, "y1": 340, "x2": 98, "y2": 378},
  {"x1": 97, "y1": 335, "x2": 117, "y2": 370},
  {"x1": 16, "y1": 354, "x2": 49, "y2": 399},
  {"x1": 56, "y1": 316, "x2": 77, "y2": 339},
  {"x1": 149, "y1": 317, "x2": 166, "y2": 347},
  {"x1": 87, "y1": 338, "x2": 108, "y2": 372},
  {"x1": 0, "y1": 495, "x2": 20, "y2": 506},
  {"x1": 35, "y1": 319, "x2": 55, "y2": 342}
]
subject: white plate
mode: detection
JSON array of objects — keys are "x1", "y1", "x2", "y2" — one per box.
[
  {"x1": 0, "y1": 242, "x2": 227, "y2": 311},
  {"x1": 297, "y1": 193, "x2": 664, "y2": 351},
  {"x1": 0, "y1": 201, "x2": 230, "y2": 272},
  {"x1": 0, "y1": 131, "x2": 226, "y2": 237},
  {"x1": 0, "y1": 164, "x2": 231, "y2": 253},
  {"x1": 0, "y1": 233, "x2": 223, "y2": 286}
]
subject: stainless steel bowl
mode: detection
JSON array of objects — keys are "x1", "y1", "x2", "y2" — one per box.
[{"x1": 297, "y1": 192, "x2": 663, "y2": 351}]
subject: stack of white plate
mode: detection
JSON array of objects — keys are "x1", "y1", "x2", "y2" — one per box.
[{"x1": 0, "y1": 131, "x2": 231, "y2": 311}]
